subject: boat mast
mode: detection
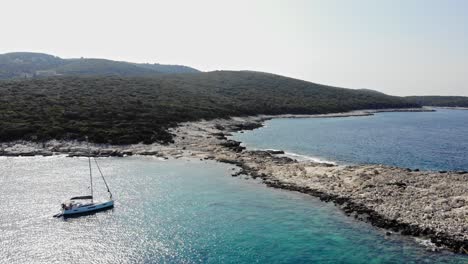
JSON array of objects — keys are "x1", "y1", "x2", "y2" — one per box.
[
  {"x1": 87, "y1": 136, "x2": 93, "y2": 203},
  {"x1": 94, "y1": 158, "x2": 113, "y2": 199}
]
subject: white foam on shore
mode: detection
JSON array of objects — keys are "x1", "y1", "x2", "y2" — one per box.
[
  {"x1": 230, "y1": 135, "x2": 338, "y2": 165},
  {"x1": 414, "y1": 237, "x2": 441, "y2": 252},
  {"x1": 282, "y1": 152, "x2": 337, "y2": 165}
]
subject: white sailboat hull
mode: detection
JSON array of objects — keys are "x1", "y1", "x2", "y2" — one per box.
[{"x1": 63, "y1": 200, "x2": 114, "y2": 216}]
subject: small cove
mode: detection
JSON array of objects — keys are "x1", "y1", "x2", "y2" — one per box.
[{"x1": 0, "y1": 156, "x2": 466, "y2": 263}]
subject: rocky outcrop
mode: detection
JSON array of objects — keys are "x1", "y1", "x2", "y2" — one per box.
[
  {"x1": 168, "y1": 116, "x2": 468, "y2": 254},
  {"x1": 230, "y1": 122, "x2": 263, "y2": 131},
  {"x1": 219, "y1": 140, "x2": 245, "y2": 152},
  {"x1": 265, "y1": 149, "x2": 285, "y2": 155}
]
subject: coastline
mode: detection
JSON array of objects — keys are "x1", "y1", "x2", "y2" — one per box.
[
  {"x1": 0, "y1": 108, "x2": 434, "y2": 158},
  {"x1": 431, "y1": 106, "x2": 468, "y2": 111},
  {"x1": 172, "y1": 111, "x2": 467, "y2": 254},
  {"x1": 1, "y1": 107, "x2": 467, "y2": 254}
]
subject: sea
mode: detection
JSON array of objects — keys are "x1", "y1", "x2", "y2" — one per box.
[
  {"x1": 1, "y1": 109, "x2": 467, "y2": 263},
  {"x1": 233, "y1": 109, "x2": 468, "y2": 171}
]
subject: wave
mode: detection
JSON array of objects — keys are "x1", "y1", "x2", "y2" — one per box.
[
  {"x1": 282, "y1": 152, "x2": 337, "y2": 165},
  {"x1": 236, "y1": 140, "x2": 338, "y2": 165}
]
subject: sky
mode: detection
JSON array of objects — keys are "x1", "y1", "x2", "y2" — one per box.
[{"x1": 1, "y1": 0, "x2": 467, "y2": 96}]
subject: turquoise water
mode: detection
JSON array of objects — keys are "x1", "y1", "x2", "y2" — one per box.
[
  {"x1": 1, "y1": 156, "x2": 466, "y2": 263},
  {"x1": 233, "y1": 109, "x2": 468, "y2": 171}
]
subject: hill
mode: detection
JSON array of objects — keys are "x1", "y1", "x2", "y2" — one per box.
[
  {"x1": 406, "y1": 96, "x2": 468, "y2": 107},
  {"x1": 55, "y1": 58, "x2": 158, "y2": 77},
  {"x1": 357, "y1": 88, "x2": 387, "y2": 95},
  {"x1": 0, "y1": 52, "x2": 199, "y2": 79},
  {"x1": 0, "y1": 71, "x2": 419, "y2": 144},
  {"x1": 0, "y1": 52, "x2": 64, "y2": 79},
  {"x1": 135, "y1": 63, "x2": 200, "y2": 74}
]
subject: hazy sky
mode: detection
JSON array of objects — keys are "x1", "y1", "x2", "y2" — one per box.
[{"x1": 2, "y1": 0, "x2": 467, "y2": 96}]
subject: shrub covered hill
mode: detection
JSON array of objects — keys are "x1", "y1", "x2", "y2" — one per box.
[
  {"x1": 406, "y1": 96, "x2": 468, "y2": 107},
  {"x1": 0, "y1": 71, "x2": 420, "y2": 144},
  {"x1": 0, "y1": 52, "x2": 199, "y2": 79}
]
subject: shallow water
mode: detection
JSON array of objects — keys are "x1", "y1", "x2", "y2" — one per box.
[
  {"x1": 1, "y1": 156, "x2": 466, "y2": 263},
  {"x1": 233, "y1": 109, "x2": 468, "y2": 171}
]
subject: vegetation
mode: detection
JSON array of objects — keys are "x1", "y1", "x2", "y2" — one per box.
[
  {"x1": 406, "y1": 96, "x2": 468, "y2": 107},
  {"x1": 0, "y1": 71, "x2": 419, "y2": 144},
  {"x1": 0, "y1": 53, "x2": 63, "y2": 79},
  {"x1": 135, "y1": 63, "x2": 200, "y2": 74},
  {"x1": 55, "y1": 59, "x2": 158, "y2": 77},
  {"x1": 0, "y1": 52, "x2": 199, "y2": 80}
]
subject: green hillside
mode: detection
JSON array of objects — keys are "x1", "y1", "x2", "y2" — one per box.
[
  {"x1": 0, "y1": 52, "x2": 64, "y2": 79},
  {"x1": 56, "y1": 59, "x2": 157, "y2": 76},
  {"x1": 0, "y1": 71, "x2": 420, "y2": 144},
  {"x1": 0, "y1": 52, "x2": 199, "y2": 79},
  {"x1": 135, "y1": 63, "x2": 200, "y2": 74},
  {"x1": 406, "y1": 96, "x2": 468, "y2": 107}
]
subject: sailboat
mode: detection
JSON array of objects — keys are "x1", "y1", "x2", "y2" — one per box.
[{"x1": 58, "y1": 140, "x2": 114, "y2": 217}]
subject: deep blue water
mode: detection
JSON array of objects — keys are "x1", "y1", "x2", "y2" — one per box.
[
  {"x1": 233, "y1": 109, "x2": 468, "y2": 171},
  {"x1": 1, "y1": 156, "x2": 467, "y2": 263}
]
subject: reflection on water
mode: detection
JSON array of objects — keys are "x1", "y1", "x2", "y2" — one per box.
[{"x1": 0, "y1": 156, "x2": 466, "y2": 263}]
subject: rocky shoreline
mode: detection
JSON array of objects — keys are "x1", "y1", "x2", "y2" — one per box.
[
  {"x1": 172, "y1": 113, "x2": 467, "y2": 254},
  {"x1": 1, "y1": 107, "x2": 467, "y2": 254},
  {"x1": 432, "y1": 106, "x2": 468, "y2": 110}
]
